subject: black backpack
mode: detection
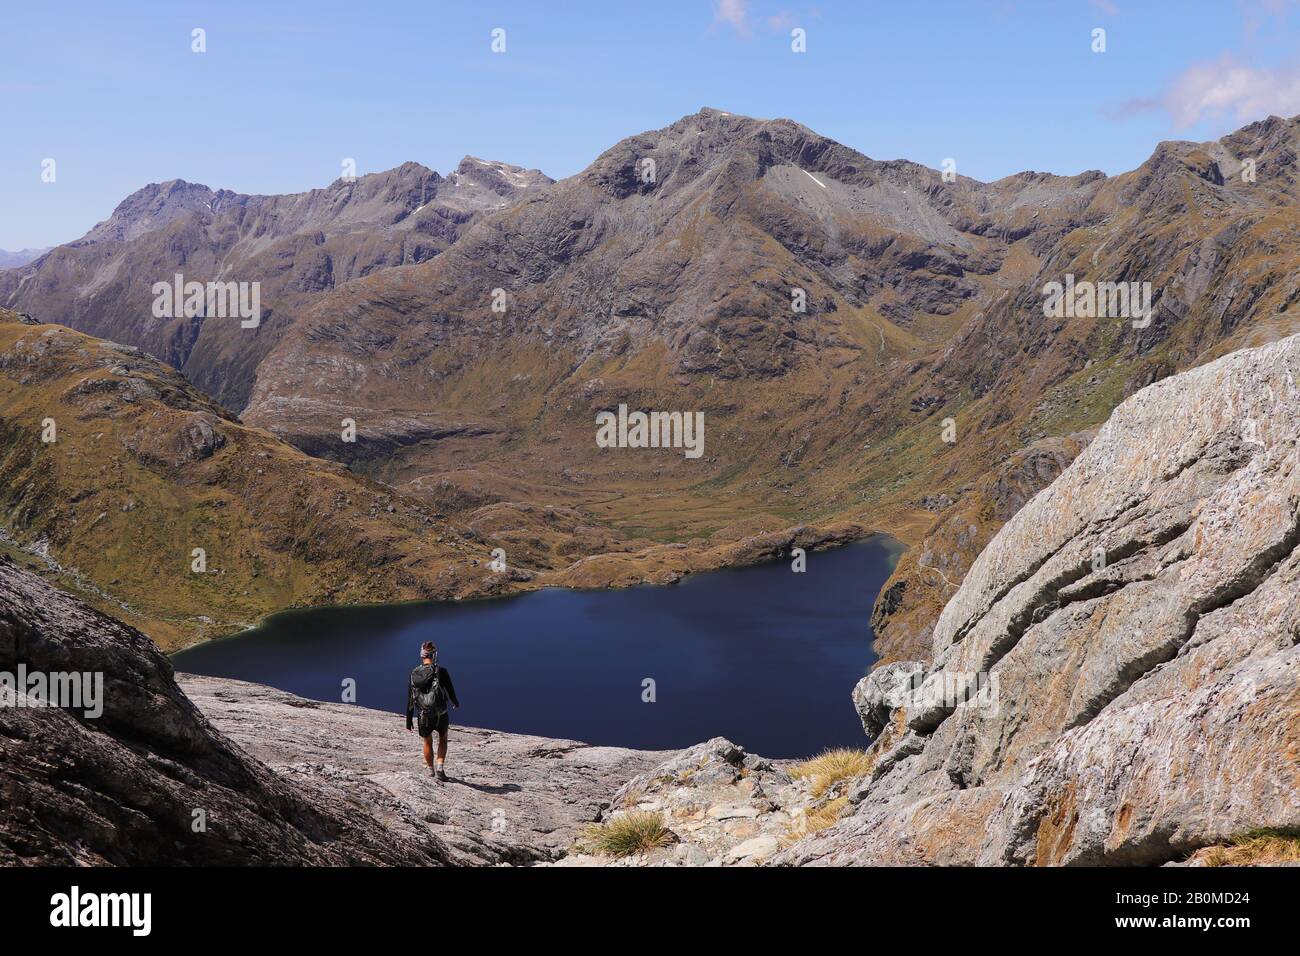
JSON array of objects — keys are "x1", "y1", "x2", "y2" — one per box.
[{"x1": 414, "y1": 660, "x2": 448, "y2": 719}]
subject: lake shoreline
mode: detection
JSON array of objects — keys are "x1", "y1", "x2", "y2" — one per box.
[
  {"x1": 174, "y1": 534, "x2": 903, "y2": 757},
  {"x1": 166, "y1": 520, "x2": 905, "y2": 655}
]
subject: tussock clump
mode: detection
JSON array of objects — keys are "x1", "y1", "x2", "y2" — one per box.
[
  {"x1": 785, "y1": 796, "x2": 849, "y2": 844},
  {"x1": 803, "y1": 796, "x2": 850, "y2": 833},
  {"x1": 579, "y1": 811, "x2": 676, "y2": 858},
  {"x1": 1200, "y1": 828, "x2": 1300, "y2": 867},
  {"x1": 790, "y1": 748, "x2": 872, "y2": 798}
]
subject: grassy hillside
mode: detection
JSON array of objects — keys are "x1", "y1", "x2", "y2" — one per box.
[{"x1": 0, "y1": 310, "x2": 519, "y2": 648}]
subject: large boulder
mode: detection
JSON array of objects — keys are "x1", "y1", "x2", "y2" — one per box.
[
  {"x1": 0, "y1": 556, "x2": 448, "y2": 865},
  {"x1": 780, "y1": 333, "x2": 1300, "y2": 866},
  {"x1": 851, "y1": 661, "x2": 925, "y2": 738}
]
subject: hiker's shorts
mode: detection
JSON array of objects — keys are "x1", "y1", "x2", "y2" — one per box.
[{"x1": 417, "y1": 709, "x2": 450, "y2": 738}]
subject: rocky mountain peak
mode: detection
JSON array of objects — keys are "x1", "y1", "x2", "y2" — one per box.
[
  {"x1": 451, "y1": 156, "x2": 551, "y2": 194},
  {"x1": 80, "y1": 178, "x2": 242, "y2": 245},
  {"x1": 580, "y1": 107, "x2": 860, "y2": 201},
  {"x1": 0, "y1": 247, "x2": 50, "y2": 270}
]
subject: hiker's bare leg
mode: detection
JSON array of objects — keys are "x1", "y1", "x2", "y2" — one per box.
[
  {"x1": 436, "y1": 730, "x2": 448, "y2": 767},
  {"x1": 421, "y1": 734, "x2": 434, "y2": 767}
]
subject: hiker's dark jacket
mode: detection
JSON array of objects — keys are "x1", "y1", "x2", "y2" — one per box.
[{"x1": 405, "y1": 664, "x2": 459, "y2": 730}]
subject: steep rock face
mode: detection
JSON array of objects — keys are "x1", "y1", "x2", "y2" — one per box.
[
  {"x1": 0, "y1": 557, "x2": 449, "y2": 865},
  {"x1": 779, "y1": 333, "x2": 1300, "y2": 865},
  {"x1": 0, "y1": 161, "x2": 549, "y2": 410}
]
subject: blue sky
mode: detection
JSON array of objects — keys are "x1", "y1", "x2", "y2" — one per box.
[{"x1": 4, "y1": 0, "x2": 1300, "y2": 249}]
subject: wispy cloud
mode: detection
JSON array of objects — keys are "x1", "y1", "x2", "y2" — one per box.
[
  {"x1": 713, "y1": 0, "x2": 751, "y2": 36},
  {"x1": 1089, "y1": 0, "x2": 1120, "y2": 16},
  {"x1": 712, "y1": 1, "x2": 806, "y2": 36},
  {"x1": 1240, "y1": 0, "x2": 1300, "y2": 36},
  {"x1": 1122, "y1": 56, "x2": 1300, "y2": 128},
  {"x1": 767, "y1": 10, "x2": 796, "y2": 31}
]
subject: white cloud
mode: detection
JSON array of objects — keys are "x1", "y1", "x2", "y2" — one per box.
[
  {"x1": 1161, "y1": 56, "x2": 1300, "y2": 128},
  {"x1": 714, "y1": 0, "x2": 751, "y2": 35}
]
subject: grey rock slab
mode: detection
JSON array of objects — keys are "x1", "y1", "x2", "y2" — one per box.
[
  {"x1": 778, "y1": 333, "x2": 1300, "y2": 866},
  {"x1": 181, "y1": 674, "x2": 670, "y2": 865}
]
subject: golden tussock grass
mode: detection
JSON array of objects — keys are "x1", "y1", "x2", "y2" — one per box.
[
  {"x1": 789, "y1": 748, "x2": 873, "y2": 798},
  {"x1": 579, "y1": 811, "x2": 676, "y2": 858}
]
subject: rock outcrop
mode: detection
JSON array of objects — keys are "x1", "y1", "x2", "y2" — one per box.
[
  {"x1": 779, "y1": 333, "x2": 1300, "y2": 865},
  {"x1": 0, "y1": 556, "x2": 448, "y2": 865},
  {"x1": 550, "y1": 737, "x2": 867, "y2": 867},
  {"x1": 871, "y1": 432, "x2": 1094, "y2": 664},
  {"x1": 555, "y1": 738, "x2": 798, "y2": 867}
]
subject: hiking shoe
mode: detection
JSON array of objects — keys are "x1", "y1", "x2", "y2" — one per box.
[{"x1": 436, "y1": 768, "x2": 449, "y2": 783}]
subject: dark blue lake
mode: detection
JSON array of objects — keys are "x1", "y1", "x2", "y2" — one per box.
[{"x1": 173, "y1": 536, "x2": 902, "y2": 758}]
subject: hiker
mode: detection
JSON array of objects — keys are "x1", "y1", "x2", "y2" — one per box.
[{"x1": 405, "y1": 640, "x2": 460, "y2": 782}]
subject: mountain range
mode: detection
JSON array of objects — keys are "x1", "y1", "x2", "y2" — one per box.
[
  {"x1": 0, "y1": 158, "x2": 550, "y2": 411},
  {"x1": 4, "y1": 108, "x2": 1300, "y2": 656},
  {"x1": 0, "y1": 248, "x2": 49, "y2": 270}
]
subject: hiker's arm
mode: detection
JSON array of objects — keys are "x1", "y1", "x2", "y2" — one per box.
[
  {"x1": 443, "y1": 668, "x2": 460, "y2": 708},
  {"x1": 405, "y1": 680, "x2": 414, "y2": 729}
]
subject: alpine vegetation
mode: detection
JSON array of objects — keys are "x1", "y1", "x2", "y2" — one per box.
[{"x1": 595, "y1": 404, "x2": 705, "y2": 459}]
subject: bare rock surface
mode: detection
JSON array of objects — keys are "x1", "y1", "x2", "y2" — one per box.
[
  {"x1": 551, "y1": 737, "x2": 825, "y2": 867},
  {"x1": 0, "y1": 556, "x2": 448, "y2": 866},
  {"x1": 180, "y1": 674, "x2": 669, "y2": 865},
  {"x1": 778, "y1": 333, "x2": 1300, "y2": 866}
]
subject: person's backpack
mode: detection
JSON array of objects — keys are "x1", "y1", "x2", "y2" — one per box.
[{"x1": 415, "y1": 661, "x2": 448, "y2": 719}]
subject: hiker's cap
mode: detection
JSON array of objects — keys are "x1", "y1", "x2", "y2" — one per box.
[{"x1": 421, "y1": 641, "x2": 436, "y2": 657}]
